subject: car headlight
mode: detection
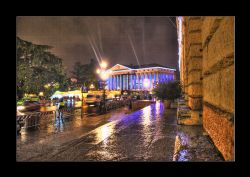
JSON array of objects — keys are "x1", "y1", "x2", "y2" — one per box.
[{"x1": 17, "y1": 106, "x2": 25, "y2": 111}]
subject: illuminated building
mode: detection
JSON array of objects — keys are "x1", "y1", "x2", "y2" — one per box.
[{"x1": 106, "y1": 64, "x2": 176, "y2": 91}]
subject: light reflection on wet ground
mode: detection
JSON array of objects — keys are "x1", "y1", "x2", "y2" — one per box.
[
  {"x1": 16, "y1": 106, "x2": 128, "y2": 161},
  {"x1": 16, "y1": 101, "x2": 224, "y2": 161}
]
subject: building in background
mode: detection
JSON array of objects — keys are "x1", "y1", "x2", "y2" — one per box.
[{"x1": 107, "y1": 63, "x2": 176, "y2": 92}]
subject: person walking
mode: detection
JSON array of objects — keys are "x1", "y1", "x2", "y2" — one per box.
[{"x1": 58, "y1": 98, "x2": 65, "y2": 118}]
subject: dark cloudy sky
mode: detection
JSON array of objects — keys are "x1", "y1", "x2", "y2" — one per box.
[{"x1": 16, "y1": 16, "x2": 178, "y2": 74}]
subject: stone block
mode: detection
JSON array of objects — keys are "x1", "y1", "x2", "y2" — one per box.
[
  {"x1": 203, "y1": 72, "x2": 220, "y2": 107},
  {"x1": 188, "y1": 16, "x2": 201, "y2": 20},
  {"x1": 188, "y1": 18, "x2": 202, "y2": 32},
  {"x1": 178, "y1": 110, "x2": 202, "y2": 125},
  {"x1": 202, "y1": 45, "x2": 208, "y2": 70},
  {"x1": 203, "y1": 17, "x2": 234, "y2": 72},
  {"x1": 188, "y1": 83, "x2": 202, "y2": 96},
  {"x1": 202, "y1": 16, "x2": 224, "y2": 46},
  {"x1": 190, "y1": 110, "x2": 202, "y2": 124},
  {"x1": 188, "y1": 31, "x2": 201, "y2": 43},
  {"x1": 203, "y1": 65, "x2": 234, "y2": 113},
  {"x1": 220, "y1": 65, "x2": 234, "y2": 113},
  {"x1": 187, "y1": 43, "x2": 202, "y2": 59},
  {"x1": 203, "y1": 105, "x2": 234, "y2": 161},
  {"x1": 188, "y1": 97, "x2": 202, "y2": 110},
  {"x1": 188, "y1": 58, "x2": 202, "y2": 72},
  {"x1": 188, "y1": 70, "x2": 202, "y2": 84}
]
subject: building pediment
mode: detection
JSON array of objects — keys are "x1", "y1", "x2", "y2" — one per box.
[{"x1": 109, "y1": 64, "x2": 131, "y2": 71}]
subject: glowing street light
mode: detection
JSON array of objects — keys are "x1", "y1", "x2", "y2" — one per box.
[
  {"x1": 96, "y1": 60, "x2": 110, "y2": 81},
  {"x1": 100, "y1": 70, "x2": 109, "y2": 81},
  {"x1": 100, "y1": 61, "x2": 107, "y2": 69},
  {"x1": 96, "y1": 68, "x2": 101, "y2": 74}
]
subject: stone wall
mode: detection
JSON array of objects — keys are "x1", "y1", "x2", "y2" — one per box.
[
  {"x1": 182, "y1": 17, "x2": 203, "y2": 125},
  {"x1": 178, "y1": 16, "x2": 234, "y2": 161},
  {"x1": 202, "y1": 17, "x2": 234, "y2": 161}
]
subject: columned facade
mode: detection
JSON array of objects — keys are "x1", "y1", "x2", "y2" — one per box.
[{"x1": 107, "y1": 64, "x2": 176, "y2": 91}]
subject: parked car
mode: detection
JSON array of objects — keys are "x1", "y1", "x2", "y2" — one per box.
[
  {"x1": 17, "y1": 100, "x2": 41, "y2": 112},
  {"x1": 113, "y1": 94, "x2": 121, "y2": 101},
  {"x1": 86, "y1": 94, "x2": 102, "y2": 105},
  {"x1": 106, "y1": 94, "x2": 114, "y2": 101}
]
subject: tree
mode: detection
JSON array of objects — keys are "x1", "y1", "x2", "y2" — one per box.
[
  {"x1": 70, "y1": 59, "x2": 99, "y2": 90},
  {"x1": 85, "y1": 58, "x2": 99, "y2": 89},
  {"x1": 153, "y1": 81, "x2": 182, "y2": 101},
  {"x1": 16, "y1": 37, "x2": 67, "y2": 99},
  {"x1": 71, "y1": 62, "x2": 87, "y2": 85}
]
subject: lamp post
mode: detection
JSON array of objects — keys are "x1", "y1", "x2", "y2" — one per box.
[
  {"x1": 81, "y1": 85, "x2": 84, "y2": 107},
  {"x1": 80, "y1": 84, "x2": 87, "y2": 117},
  {"x1": 96, "y1": 61, "x2": 110, "y2": 114}
]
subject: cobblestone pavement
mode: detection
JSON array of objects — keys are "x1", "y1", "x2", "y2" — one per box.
[{"x1": 16, "y1": 101, "x2": 224, "y2": 161}]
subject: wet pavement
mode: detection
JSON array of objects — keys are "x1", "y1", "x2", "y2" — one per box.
[
  {"x1": 16, "y1": 101, "x2": 224, "y2": 161},
  {"x1": 16, "y1": 106, "x2": 128, "y2": 161}
]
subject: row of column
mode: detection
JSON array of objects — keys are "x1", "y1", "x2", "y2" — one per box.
[{"x1": 107, "y1": 72, "x2": 174, "y2": 90}]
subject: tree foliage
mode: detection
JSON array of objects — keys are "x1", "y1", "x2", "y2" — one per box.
[
  {"x1": 16, "y1": 37, "x2": 68, "y2": 99},
  {"x1": 153, "y1": 81, "x2": 182, "y2": 101},
  {"x1": 70, "y1": 59, "x2": 99, "y2": 89}
]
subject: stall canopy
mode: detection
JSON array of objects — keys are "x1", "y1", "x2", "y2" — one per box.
[{"x1": 51, "y1": 90, "x2": 82, "y2": 99}]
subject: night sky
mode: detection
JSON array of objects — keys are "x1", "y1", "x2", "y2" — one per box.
[{"x1": 17, "y1": 16, "x2": 178, "y2": 75}]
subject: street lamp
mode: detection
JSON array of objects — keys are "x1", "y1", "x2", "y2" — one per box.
[
  {"x1": 100, "y1": 61, "x2": 107, "y2": 69},
  {"x1": 96, "y1": 68, "x2": 101, "y2": 74},
  {"x1": 81, "y1": 85, "x2": 84, "y2": 107},
  {"x1": 96, "y1": 60, "x2": 110, "y2": 113}
]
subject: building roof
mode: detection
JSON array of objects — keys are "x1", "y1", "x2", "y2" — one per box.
[{"x1": 123, "y1": 63, "x2": 176, "y2": 70}]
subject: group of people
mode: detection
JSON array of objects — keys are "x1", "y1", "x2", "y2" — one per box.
[{"x1": 55, "y1": 97, "x2": 76, "y2": 118}]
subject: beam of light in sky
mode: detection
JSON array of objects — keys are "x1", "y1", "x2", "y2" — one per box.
[
  {"x1": 90, "y1": 34, "x2": 103, "y2": 61},
  {"x1": 17, "y1": 16, "x2": 179, "y2": 73},
  {"x1": 88, "y1": 36, "x2": 101, "y2": 65},
  {"x1": 85, "y1": 20, "x2": 103, "y2": 65},
  {"x1": 97, "y1": 21, "x2": 104, "y2": 54},
  {"x1": 127, "y1": 32, "x2": 141, "y2": 68},
  {"x1": 167, "y1": 17, "x2": 177, "y2": 29}
]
